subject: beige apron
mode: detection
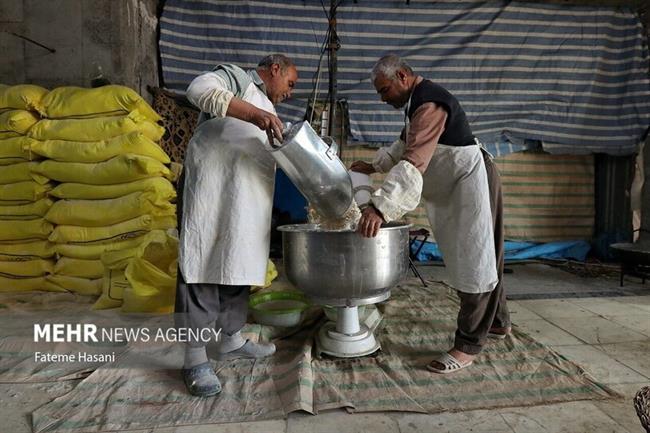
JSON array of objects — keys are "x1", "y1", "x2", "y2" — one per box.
[
  {"x1": 421, "y1": 143, "x2": 498, "y2": 293},
  {"x1": 179, "y1": 83, "x2": 276, "y2": 285}
]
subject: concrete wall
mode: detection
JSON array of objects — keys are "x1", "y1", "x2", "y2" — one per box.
[{"x1": 0, "y1": 0, "x2": 159, "y2": 98}]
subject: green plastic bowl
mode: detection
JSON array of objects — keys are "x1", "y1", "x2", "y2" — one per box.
[{"x1": 249, "y1": 291, "x2": 310, "y2": 327}]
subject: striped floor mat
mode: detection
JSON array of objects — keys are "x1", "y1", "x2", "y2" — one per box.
[{"x1": 31, "y1": 279, "x2": 618, "y2": 432}]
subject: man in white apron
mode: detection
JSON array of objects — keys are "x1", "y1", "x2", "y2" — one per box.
[
  {"x1": 176, "y1": 54, "x2": 298, "y2": 396},
  {"x1": 351, "y1": 54, "x2": 510, "y2": 374}
]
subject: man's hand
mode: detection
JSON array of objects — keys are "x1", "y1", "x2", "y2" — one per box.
[
  {"x1": 226, "y1": 98, "x2": 285, "y2": 142},
  {"x1": 357, "y1": 205, "x2": 384, "y2": 238},
  {"x1": 249, "y1": 107, "x2": 284, "y2": 142},
  {"x1": 350, "y1": 160, "x2": 375, "y2": 175}
]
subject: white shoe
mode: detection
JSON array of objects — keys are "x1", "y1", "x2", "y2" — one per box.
[{"x1": 215, "y1": 339, "x2": 276, "y2": 361}]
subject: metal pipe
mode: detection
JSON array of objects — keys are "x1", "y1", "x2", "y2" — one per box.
[{"x1": 327, "y1": 0, "x2": 337, "y2": 139}]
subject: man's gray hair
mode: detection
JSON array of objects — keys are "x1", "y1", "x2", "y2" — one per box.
[
  {"x1": 371, "y1": 54, "x2": 413, "y2": 82},
  {"x1": 258, "y1": 54, "x2": 294, "y2": 72}
]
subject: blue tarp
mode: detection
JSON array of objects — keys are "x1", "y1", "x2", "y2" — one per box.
[
  {"x1": 411, "y1": 240, "x2": 591, "y2": 262},
  {"x1": 161, "y1": 0, "x2": 650, "y2": 156}
]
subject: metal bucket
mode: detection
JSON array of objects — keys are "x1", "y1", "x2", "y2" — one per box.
[
  {"x1": 278, "y1": 222, "x2": 411, "y2": 306},
  {"x1": 269, "y1": 121, "x2": 353, "y2": 219}
]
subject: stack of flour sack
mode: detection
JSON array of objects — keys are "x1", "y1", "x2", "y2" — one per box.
[{"x1": 0, "y1": 84, "x2": 179, "y2": 313}]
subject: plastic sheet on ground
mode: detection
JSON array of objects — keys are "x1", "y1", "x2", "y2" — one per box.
[{"x1": 17, "y1": 279, "x2": 619, "y2": 433}]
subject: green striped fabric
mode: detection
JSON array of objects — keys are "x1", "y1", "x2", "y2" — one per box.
[
  {"x1": 340, "y1": 148, "x2": 594, "y2": 242},
  {"x1": 31, "y1": 279, "x2": 616, "y2": 432},
  {"x1": 496, "y1": 152, "x2": 594, "y2": 241}
]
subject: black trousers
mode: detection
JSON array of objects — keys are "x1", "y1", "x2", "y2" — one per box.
[
  {"x1": 453, "y1": 150, "x2": 511, "y2": 355},
  {"x1": 174, "y1": 270, "x2": 249, "y2": 347},
  {"x1": 174, "y1": 169, "x2": 249, "y2": 348}
]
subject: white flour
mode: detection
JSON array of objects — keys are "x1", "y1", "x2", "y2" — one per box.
[{"x1": 307, "y1": 200, "x2": 362, "y2": 231}]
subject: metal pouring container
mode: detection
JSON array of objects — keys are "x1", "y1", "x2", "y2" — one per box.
[{"x1": 268, "y1": 121, "x2": 353, "y2": 219}]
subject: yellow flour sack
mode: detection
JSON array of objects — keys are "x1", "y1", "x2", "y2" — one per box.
[
  {"x1": 0, "y1": 137, "x2": 39, "y2": 165},
  {"x1": 49, "y1": 215, "x2": 176, "y2": 244},
  {"x1": 122, "y1": 232, "x2": 177, "y2": 313},
  {"x1": 0, "y1": 84, "x2": 49, "y2": 111},
  {"x1": 100, "y1": 230, "x2": 167, "y2": 270},
  {"x1": 0, "y1": 131, "x2": 20, "y2": 140},
  {"x1": 39, "y1": 85, "x2": 161, "y2": 122},
  {"x1": 29, "y1": 131, "x2": 170, "y2": 164},
  {"x1": 0, "y1": 258, "x2": 54, "y2": 277},
  {"x1": 0, "y1": 218, "x2": 53, "y2": 241},
  {"x1": 0, "y1": 275, "x2": 66, "y2": 293},
  {"x1": 0, "y1": 181, "x2": 53, "y2": 201},
  {"x1": 45, "y1": 191, "x2": 176, "y2": 226},
  {"x1": 0, "y1": 198, "x2": 53, "y2": 219},
  {"x1": 55, "y1": 233, "x2": 148, "y2": 260},
  {"x1": 93, "y1": 268, "x2": 128, "y2": 310},
  {"x1": 0, "y1": 110, "x2": 39, "y2": 135},
  {"x1": 54, "y1": 257, "x2": 104, "y2": 279},
  {"x1": 33, "y1": 154, "x2": 173, "y2": 185},
  {"x1": 50, "y1": 177, "x2": 177, "y2": 200},
  {"x1": 0, "y1": 161, "x2": 48, "y2": 185},
  {"x1": 0, "y1": 240, "x2": 54, "y2": 260},
  {"x1": 28, "y1": 110, "x2": 165, "y2": 142},
  {"x1": 46, "y1": 274, "x2": 103, "y2": 296}
]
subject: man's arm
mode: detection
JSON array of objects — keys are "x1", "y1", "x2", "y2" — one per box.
[
  {"x1": 403, "y1": 102, "x2": 447, "y2": 173},
  {"x1": 358, "y1": 103, "x2": 447, "y2": 237},
  {"x1": 186, "y1": 71, "x2": 283, "y2": 140}
]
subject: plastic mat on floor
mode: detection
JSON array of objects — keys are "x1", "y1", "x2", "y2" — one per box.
[{"x1": 30, "y1": 279, "x2": 619, "y2": 432}]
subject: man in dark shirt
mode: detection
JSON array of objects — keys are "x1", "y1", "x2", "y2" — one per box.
[{"x1": 352, "y1": 54, "x2": 510, "y2": 373}]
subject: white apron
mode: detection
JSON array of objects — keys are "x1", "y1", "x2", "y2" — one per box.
[
  {"x1": 179, "y1": 83, "x2": 276, "y2": 285},
  {"x1": 422, "y1": 144, "x2": 498, "y2": 294}
]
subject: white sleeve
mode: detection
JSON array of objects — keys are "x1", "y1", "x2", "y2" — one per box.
[
  {"x1": 372, "y1": 138, "x2": 405, "y2": 173},
  {"x1": 186, "y1": 72, "x2": 235, "y2": 118},
  {"x1": 370, "y1": 160, "x2": 423, "y2": 223}
]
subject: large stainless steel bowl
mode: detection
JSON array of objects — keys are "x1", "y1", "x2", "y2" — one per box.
[{"x1": 278, "y1": 222, "x2": 411, "y2": 306}]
